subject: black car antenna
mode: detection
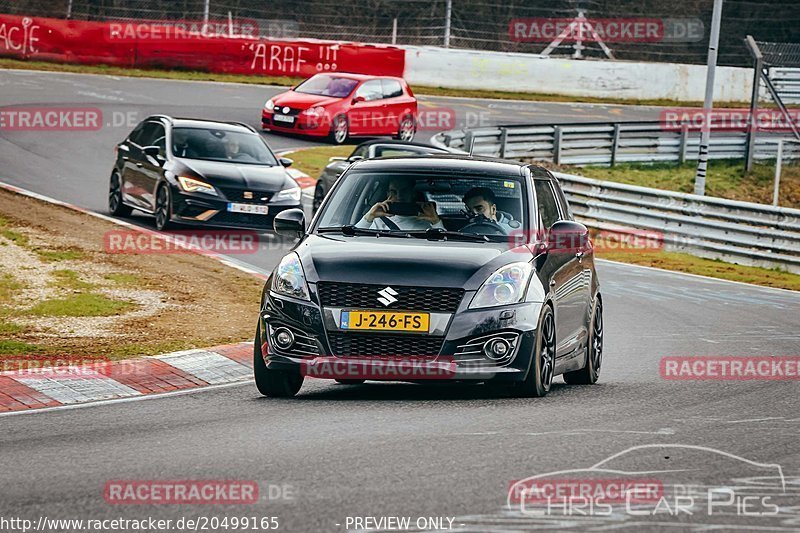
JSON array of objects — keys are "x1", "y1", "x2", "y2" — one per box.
[{"x1": 468, "y1": 134, "x2": 476, "y2": 157}]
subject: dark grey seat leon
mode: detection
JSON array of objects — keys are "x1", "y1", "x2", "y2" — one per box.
[{"x1": 254, "y1": 155, "x2": 603, "y2": 398}]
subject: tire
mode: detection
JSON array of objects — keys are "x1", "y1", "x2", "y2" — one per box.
[
  {"x1": 335, "y1": 379, "x2": 366, "y2": 385},
  {"x1": 108, "y1": 171, "x2": 133, "y2": 217},
  {"x1": 330, "y1": 115, "x2": 349, "y2": 145},
  {"x1": 394, "y1": 115, "x2": 416, "y2": 142},
  {"x1": 154, "y1": 184, "x2": 172, "y2": 231},
  {"x1": 312, "y1": 183, "x2": 326, "y2": 214},
  {"x1": 253, "y1": 323, "x2": 304, "y2": 397},
  {"x1": 511, "y1": 305, "x2": 556, "y2": 398},
  {"x1": 564, "y1": 299, "x2": 603, "y2": 385}
]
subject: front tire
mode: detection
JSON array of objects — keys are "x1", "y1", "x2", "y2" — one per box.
[
  {"x1": 253, "y1": 323, "x2": 304, "y2": 397},
  {"x1": 330, "y1": 115, "x2": 349, "y2": 145},
  {"x1": 154, "y1": 184, "x2": 172, "y2": 231},
  {"x1": 512, "y1": 305, "x2": 556, "y2": 398},
  {"x1": 312, "y1": 183, "x2": 326, "y2": 214},
  {"x1": 108, "y1": 171, "x2": 133, "y2": 217},
  {"x1": 564, "y1": 299, "x2": 603, "y2": 385}
]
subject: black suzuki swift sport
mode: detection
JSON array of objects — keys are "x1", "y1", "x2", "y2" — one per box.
[{"x1": 254, "y1": 155, "x2": 602, "y2": 397}]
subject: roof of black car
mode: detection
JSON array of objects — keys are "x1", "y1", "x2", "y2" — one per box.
[
  {"x1": 165, "y1": 117, "x2": 256, "y2": 133},
  {"x1": 350, "y1": 154, "x2": 552, "y2": 178},
  {"x1": 354, "y1": 139, "x2": 446, "y2": 151}
]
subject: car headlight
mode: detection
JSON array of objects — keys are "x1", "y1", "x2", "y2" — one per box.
[
  {"x1": 270, "y1": 186, "x2": 302, "y2": 203},
  {"x1": 272, "y1": 253, "x2": 309, "y2": 301},
  {"x1": 265, "y1": 99, "x2": 275, "y2": 111},
  {"x1": 469, "y1": 262, "x2": 533, "y2": 309},
  {"x1": 177, "y1": 176, "x2": 218, "y2": 196},
  {"x1": 302, "y1": 106, "x2": 324, "y2": 118}
]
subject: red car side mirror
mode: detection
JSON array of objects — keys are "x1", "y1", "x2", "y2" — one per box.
[{"x1": 352, "y1": 96, "x2": 365, "y2": 104}]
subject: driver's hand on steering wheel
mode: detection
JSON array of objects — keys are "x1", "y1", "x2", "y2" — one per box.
[{"x1": 416, "y1": 201, "x2": 440, "y2": 224}]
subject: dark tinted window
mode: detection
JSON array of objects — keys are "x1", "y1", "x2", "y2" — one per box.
[
  {"x1": 127, "y1": 122, "x2": 145, "y2": 145},
  {"x1": 381, "y1": 79, "x2": 403, "y2": 98},
  {"x1": 534, "y1": 179, "x2": 562, "y2": 229},
  {"x1": 137, "y1": 122, "x2": 165, "y2": 149},
  {"x1": 171, "y1": 127, "x2": 278, "y2": 166}
]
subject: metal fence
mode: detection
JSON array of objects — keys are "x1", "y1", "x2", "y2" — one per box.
[
  {"x1": 432, "y1": 121, "x2": 800, "y2": 166},
  {"x1": 432, "y1": 123, "x2": 800, "y2": 273},
  {"x1": 556, "y1": 173, "x2": 800, "y2": 273}
]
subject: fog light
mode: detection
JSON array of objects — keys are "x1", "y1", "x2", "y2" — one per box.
[
  {"x1": 274, "y1": 327, "x2": 295, "y2": 350},
  {"x1": 483, "y1": 338, "x2": 511, "y2": 360}
]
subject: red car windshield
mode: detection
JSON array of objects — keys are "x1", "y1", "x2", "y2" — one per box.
[{"x1": 294, "y1": 75, "x2": 359, "y2": 98}]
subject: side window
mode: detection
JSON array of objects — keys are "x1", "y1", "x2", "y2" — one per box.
[
  {"x1": 138, "y1": 123, "x2": 166, "y2": 154},
  {"x1": 381, "y1": 79, "x2": 403, "y2": 98},
  {"x1": 127, "y1": 122, "x2": 145, "y2": 145},
  {"x1": 355, "y1": 80, "x2": 383, "y2": 102},
  {"x1": 553, "y1": 182, "x2": 573, "y2": 220},
  {"x1": 534, "y1": 179, "x2": 563, "y2": 230}
]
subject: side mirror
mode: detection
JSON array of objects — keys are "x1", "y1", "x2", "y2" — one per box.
[
  {"x1": 546, "y1": 220, "x2": 589, "y2": 254},
  {"x1": 279, "y1": 157, "x2": 293, "y2": 167},
  {"x1": 328, "y1": 156, "x2": 347, "y2": 162},
  {"x1": 347, "y1": 155, "x2": 364, "y2": 163},
  {"x1": 273, "y1": 208, "x2": 305, "y2": 238},
  {"x1": 352, "y1": 95, "x2": 366, "y2": 104},
  {"x1": 143, "y1": 146, "x2": 161, "y2": 158}
]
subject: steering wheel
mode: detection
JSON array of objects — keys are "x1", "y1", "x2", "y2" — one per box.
[{"x1": 460, "y1": 214, "x2": 506, "y2": 236}]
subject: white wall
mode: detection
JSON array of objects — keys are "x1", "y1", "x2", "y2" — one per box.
[{"x1": 403, "y1": 46, "x2": 753, "y2": 102}]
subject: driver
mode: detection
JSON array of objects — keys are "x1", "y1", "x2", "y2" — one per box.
[
  {"x1": 223, "y1": 137, "x2": 244, "y2": 160},
  {"x1": 356, "y1": 176, "x2": 444, "y2": 231},
  {"x1": 463, "y1": 187, "x2": 515, "y2": 234}
]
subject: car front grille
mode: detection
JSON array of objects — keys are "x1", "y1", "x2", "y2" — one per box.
[
  {"x1": 317, "y1": 283, "x2": 464, "y2": 313},
  {"x1": 327, "y1": 333, "x2": 444, "y2": 357},
  {"x1": 209, "y1": 211, "x2": 272, "y2": 228},
  {"x1": 219, "y1": 188, "x2": 274, "y2": 203}
]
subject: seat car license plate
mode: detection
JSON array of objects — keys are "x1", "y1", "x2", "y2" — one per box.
[
  {"x1": 273, "y1": 114, "x2": 295, "y2": 124},
  {"x1": 227, "y1": 203, "x2": 270, "y2": 215},
  {"x1": 340, "y1": 311, "x2": 429, "y2": 332}
]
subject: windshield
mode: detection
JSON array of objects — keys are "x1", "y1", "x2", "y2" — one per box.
[
  {"x1": 315, "y1": 171, "x2": 527, "y2": 241},
  {"x1": 171, "y1": 127, "x2": 278, "y2": 166},
  {"x1": 294, "y1": 75, "x2": 359, "y2": 97}
]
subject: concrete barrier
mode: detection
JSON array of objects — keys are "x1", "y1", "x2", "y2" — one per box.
[{"x1": 403, "y1": 45, "x2": 753, "y2": 102}]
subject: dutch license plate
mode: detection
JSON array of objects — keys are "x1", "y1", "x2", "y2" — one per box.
[
  {"x1": 340, "y1": 310, "x2": 429, "y2": 332},
  {"x1": 227, "y1": 203, "x2": 270, "y2": 215},
  {"x1": 273, "y1": 114, "x2": 295, "y2": 124}
]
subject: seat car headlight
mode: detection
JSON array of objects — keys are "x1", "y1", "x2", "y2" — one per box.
[
  {"x1": 469, "y1": 262, "x2": 533, "y2": 309},
  {"x1": 265, "y1": 99, "x2": 275, "y2": 111},
  {"x1": 272, "y1": 253, "x2": 310, "y2": 301},
  {"x1": 270, "y1": 186, "x2": 302, "y2": 203},
  {"x1": 177, "y1": 176, "x2": 218, "y2": 196}
]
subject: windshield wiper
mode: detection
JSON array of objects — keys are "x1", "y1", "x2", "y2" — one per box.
[
  {"x1": 407, "y1": 228, "x2": 490, "y2": 242},
  {"x1": 317, "y1": 225, "x2": 411, "y2": 238}
]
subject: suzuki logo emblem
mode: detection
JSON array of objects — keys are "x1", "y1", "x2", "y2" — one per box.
[{"x1": 377, "y1": 286, "x2": 398, "y2": 307}]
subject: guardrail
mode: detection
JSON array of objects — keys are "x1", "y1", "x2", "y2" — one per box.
[
  {"x1": 432, "y1": 125, "x2": 800, "y2": 274},
  {"x1": 432, "y1": 121, "x2": 800, "y2": 166}
]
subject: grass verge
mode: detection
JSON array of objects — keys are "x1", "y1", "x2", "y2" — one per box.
[{"x1": 0, "y1": 58, "x2": 750, "y2": 108}]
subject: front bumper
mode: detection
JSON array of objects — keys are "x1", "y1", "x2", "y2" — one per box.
[
  {"x1": 257, "y1": 287, "x2": 543, "y2": 383},
  {"x1": 261, "y1": 110, "x2": 332, "y2": 137},
  {"x1": 169, "y1": 186, "x2": 301, "y2": 230}
]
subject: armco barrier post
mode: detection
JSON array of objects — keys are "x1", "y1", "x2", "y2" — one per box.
[
  {"x1": 499, "y1": 127, "x2": 508, "y2": 159},
  {"x1": 553, "y1": 126, "x2": 563, "y2": 165},
  {"x1": 611, "y1": 124, "x2": 621, "y2": 166},
  {"x1": 679, "y1": 123, "x2": 689, "y2": 164}
]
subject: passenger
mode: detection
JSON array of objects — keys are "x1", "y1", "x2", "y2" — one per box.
[{"x1": 357, "y1": 176, "x2": 444, "y2": 231}]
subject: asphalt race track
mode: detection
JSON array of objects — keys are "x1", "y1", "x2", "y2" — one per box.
[{"x1": 1, "y1": 70, "x2": 799, "y2": 531}]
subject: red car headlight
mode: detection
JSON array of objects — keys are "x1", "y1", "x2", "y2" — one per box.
[{"x1": 302, "y1": 106, "x2": 325, "y2": 118}]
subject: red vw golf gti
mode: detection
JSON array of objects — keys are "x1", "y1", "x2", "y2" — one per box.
[{"x1": 262, "y1": 73, "x2": 417, "y2": 144}]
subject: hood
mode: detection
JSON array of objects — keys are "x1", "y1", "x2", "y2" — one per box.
[
  {"x1": 296, "y1": 235, "x2": 533, "y2": 289},
  {"x1": 177, "y1": 159, "x2": 292, "y2": 191},
  {"x1": 272, "y1": 91, "x2": 343, "y2": 110}
]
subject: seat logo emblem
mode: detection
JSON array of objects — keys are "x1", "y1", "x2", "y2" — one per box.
[
  {"x1": 377, "y1": 287, "x2": 398, "y2": 306},
  {"x1": 243, "y1": 191, "x2": 253, "y2": 199}
]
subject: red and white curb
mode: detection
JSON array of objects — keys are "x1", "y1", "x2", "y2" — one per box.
[{"x1": 0, "y1": 343, "x2": 253, "y2": 413}]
